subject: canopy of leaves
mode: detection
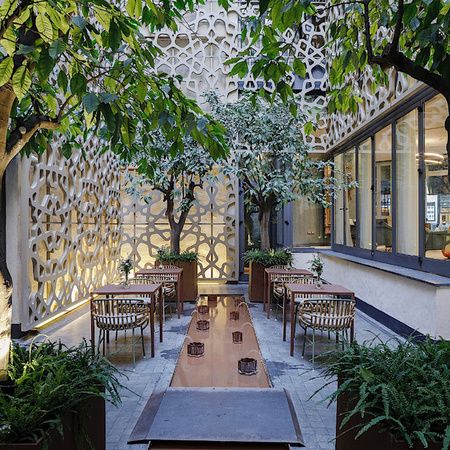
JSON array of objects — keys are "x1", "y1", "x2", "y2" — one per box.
[
  {"x1": 228, "y1": 0, "x2": 450, "y2": 113},
  {"x1": 206, "y1": 91, "x2": 341, "y2": 211},
  {"x1": 125, "y1": 131, "x2": 217, "y2": 213},
  {"x1": 0, "y1": 0, "x2": 227, "y2": 163},
  {"x1": 243, "y1": 248, "x2": 293, "y2": 266}
]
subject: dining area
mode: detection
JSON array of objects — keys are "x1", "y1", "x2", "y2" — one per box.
[{"x1": 89, "y1": 264, "x2": 184, "y2": 365}]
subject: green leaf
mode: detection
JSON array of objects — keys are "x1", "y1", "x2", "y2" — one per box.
[
  {"x1": 82, "y1": 93, "x2": 100, "y2": 113},
  {"x1": 70, "y1": 73, "x2": 87, "y2": 96},
  {"x1": 57, "y1": 70, "x2": 68, "y2": 93},
  {"x1": 49, "y1": 39, "x2": 66, "y2": 59},
  {"x1": 12, "y1": 65, "x2": 31, "y2": 100},
  {"x1": 293, "y1": 59, "x2": 307, "y2": 78},
  {"x1": 0, "y1": 28, "x2": 16, "y2": 56},
  {"x1": 36, "y1": 14, "x2": 53, "y2": 43},
  {"x1": 0, "y1": 57, "x2": 14, "y2": 87},
  {"x1": 109, "y1": 20, "x2": 121, "y2": 51},
  {"x1": 36, "y1": 49, "x2": 54, "y2": 82}
]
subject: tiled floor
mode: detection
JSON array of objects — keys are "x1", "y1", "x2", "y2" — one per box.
[{"x1": 22, "y1": 283, "x2": 397, "y2": 450}]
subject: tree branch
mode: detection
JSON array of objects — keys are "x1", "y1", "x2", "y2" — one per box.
[
  {"x1": 0, "y1": 0, "x2": 32, "y2": 40},
  {"x1": 391, "y1": 0, "x2": 404, "y2": 51},
  {"x1": 6, "y1": 115, "x2": 59, "y2": 157},
  {"x1": 362, "y1": 0, "x2": 374, "y2": 60}
]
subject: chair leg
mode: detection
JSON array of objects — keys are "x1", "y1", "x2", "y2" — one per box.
[
  {"x1": 302, "y1": 327, "x2": 307, "y2": 357},
  {"x1": 312, "y1": 328, "x2": 316, "y2": 368},
  {"x1": 97, "y1": 329, "x2": 103, "y2": 354},
  {"x1": 132, "y1": 327, "x2": 136, "y2": 368},
  {"x1": 115, "y1": 330, "x2": 118, "y2": 342},
  {"x1": 342, "y1": 331, "x2": 345, "y2": 351},
  {"x1": 141, "y1": 326, "x2": 146, "y2": 357}
]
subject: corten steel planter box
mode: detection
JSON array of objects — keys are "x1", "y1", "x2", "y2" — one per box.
[
  {"x1": 157, "y1": 260, "x2": 198, "y2": 302},
  {"x1": 248, "y1": 261, "x2": 267, "y2": 303},
  {"x1": 0, "y1": 395, "x2": 105, "y2": 450},
  {"x1": 336, "y1": 390, "x2": 442, "y2": 450}
]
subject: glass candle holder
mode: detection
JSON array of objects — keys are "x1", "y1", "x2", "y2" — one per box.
[
  {"x1": 196, "y1": 320, "x2": 210, "y2": 331},
  {"x1": 229, "y1": 311, "x2": 239, "y2": 321},
  {"x1": 232, "y1": 331, "x2": 243, "y2": 344},
  {"x1": 238, "y1": 357, "x2": 257, "y2": 375},
  {"x1": 197, "y1": 305, "x2": 209, "y2": 315},
  {"x1": 187, "y1": 342, "x2": 204, "y2": 357}
]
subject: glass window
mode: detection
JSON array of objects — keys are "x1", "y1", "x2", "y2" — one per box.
[
  {"x1": 424, "y1": 95, "x2": 450, "y2": 260},
  {"x1": 343, "y1": 149, "x2": 357, "y2": 246},
  {"x1": 396, "y1": 110, "x2": 419, "y2": 255},
  {"x1": 375, "y1": 126, "x2": 393, "y2": 252},
  {"x1": 358, "y1": 139, "x2": 373, "y2": 249},
  {"x1": 334, "y1": 153, "x2": 344, "y2": 244}
]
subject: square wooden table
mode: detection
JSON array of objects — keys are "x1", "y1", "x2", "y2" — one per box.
[
  {"x1": 90, "y1": 283, "x2": 163, "y2": 358},
  {"x1": 136, "y1": 267, "x2": 183, "y2": 318},
  {"x1": 283, "y1": 283, "x2": 355, "y2": 357},
  {"x1": 264, "y1": 268, "x2": 313, "y2": 319}
]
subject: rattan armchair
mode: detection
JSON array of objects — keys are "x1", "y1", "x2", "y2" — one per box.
[
  {"x1": 298, "y1": 297, "x2": 356, "y2": 365},
  {"x1": 91, "y1": 298, "x2": 149, "y2": 366}
]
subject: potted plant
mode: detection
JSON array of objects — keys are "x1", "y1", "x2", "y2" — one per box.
[
  {"x1": 0, "y1": 340, "x2": 122, "y2": 450},
  {"x1": 243, "y1": 248, "x2": 293, "y2": 302},
  {"x1": 119, "y1": 256, "x2": 133, "y2": 287},
  {"x1": 314, "y1": 338, "x2": 450, "y2": 450},
  {"x1": 156, "y1": 248, "x2": 199, "y2": 301},
  {"x1": 125, "y1": 133, "x2": 221, "y2": 301},
  {"x1": 309, "y1": 254, "x2": 324, "y2": 288}
]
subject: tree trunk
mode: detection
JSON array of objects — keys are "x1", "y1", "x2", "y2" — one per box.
[
  {"x1": 445, "y1": 115, "x2": 450, "y2": 180},
  {"x1": 170, "y1": 223, "x2": 182, "y2": 255},
  {"x1": 259, "y1": 208, "x2": 271, "y2": 250},
  {"x1": 0, "y1": 172, "x2": 12, "y2": 382}
]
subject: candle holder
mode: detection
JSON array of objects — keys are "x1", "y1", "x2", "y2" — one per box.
[
  {"x1": 187, "y1": 342, "x2": 204, "y2": 357},
  {"x1": 197, "y1": 305, "x2": 209, "y2": 315},
  {"x1": 238, "y1": 357, "x2": 257, "y2": 375},
  {"x1": 229, "y1": 311, "x2": 239, "y2": 321},
  {"x1": 196, "y1": 320, "x2": 210, "y2": 331},
  {"x1": 232, "y1": 331, "x2": 243, "y2": 344}
]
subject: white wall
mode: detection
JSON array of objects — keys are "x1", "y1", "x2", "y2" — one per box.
[{"x1": 293, "y1": 252, "x2": 450, "y2": 339}]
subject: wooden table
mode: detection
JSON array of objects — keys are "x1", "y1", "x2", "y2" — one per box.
[
  {"x1": 90, "y1": 283, "x2": 163, "y2": 358},
  {"x1": 283, "y1": 283, "x2": 355, "y2": 357},
  {"x1": 135, "y1": 267, "x2": 183, "y2": 318},
  {"x1": 264, "y1": 268, "x2": 313, "y2": 319}
]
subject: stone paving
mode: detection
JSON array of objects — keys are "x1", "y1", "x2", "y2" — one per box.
[{"x1": 24, "y1": 283, "x2": 397, "y2": 450}]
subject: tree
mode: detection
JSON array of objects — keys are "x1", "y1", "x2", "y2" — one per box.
[
  {"x1": 207, "y1": 92, "x2": 341, "y2": 250},
  {"x1": 126, "y1": 134, "x2": 217, "y2": 255},
  {"x1": 226, "y1": 0, "x2": 450, "y2": 177},
  {"x1": 0, "y1": 0, "x2": 228, "y2": 380}
]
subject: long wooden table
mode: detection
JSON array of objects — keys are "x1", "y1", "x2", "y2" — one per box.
[
  {"x1": 283, "y1": 283, "x2": 355, "y2": 357},
  {"x1": 264, "y1": 268, "x2": 313, "y2": 318},
  {"x1": 90, "y1": 283, "x2": 163, "y2": 358},
  {"x1": 135, "y1": 267, "x2": 183, "y2": 318}
]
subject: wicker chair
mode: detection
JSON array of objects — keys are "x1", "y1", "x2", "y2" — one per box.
[
  {"x1": 271, "y1": 274, "x2": 316, "y2": 316},
  {"x1": 298, "y1": 297, "x2": 356, "y2": 365},
  {"x1": 91, "y1": 298, "x2": 149, "y2": 366},
  {"x1": 129, "y1": 275, "x2": 177, "y2": 316}
]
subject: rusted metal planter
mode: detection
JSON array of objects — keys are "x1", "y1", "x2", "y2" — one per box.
[
  {"x1": 0, "y1": 395, "x2": 105, "y2": 450},
  {"x1": 248, "y1": 262, "x2": 266, "y2": 302},
  {"x1": 336, "y1": 389, "x2": 442, "y2": 450}
]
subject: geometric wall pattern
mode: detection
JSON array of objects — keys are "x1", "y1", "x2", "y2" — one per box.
[
  {"x1": 120, "y1": 171, "x2": 239, "y2": 281},
  {"x1": 26, "y1": 143, "x2": 121, "y2": 328}
]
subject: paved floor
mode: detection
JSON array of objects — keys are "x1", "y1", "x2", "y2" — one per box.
[{"x1": 23, "y1": 283, "x2": 397, "y2": 450}]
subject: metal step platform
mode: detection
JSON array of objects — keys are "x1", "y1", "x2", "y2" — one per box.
[{"x1": 129, "y1": 387, "x2": 304, "y2": 448}]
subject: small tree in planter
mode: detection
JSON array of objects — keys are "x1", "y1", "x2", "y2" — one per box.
[
  {"x1": 126, "y1": 134, "x2": 220, "y2": 300},
  {"x1": 243, "y1": 248, "x2": 293, "y2": 302},
  {"x1": 0, "y1": 340, "x2": 122, "y2": 449},
  {"x1": 315, "y1": 338, "x2": 450, "y2": 450},
  {"x1": 206, "y1": 92, "x2": 340, "y2": 251}
]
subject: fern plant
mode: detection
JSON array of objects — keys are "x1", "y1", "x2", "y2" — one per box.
[
  {"x1": 0, "y1": 340, "x2": 122, "y2": 444},
  {"x1": 314, "y1": 337, "x2": 450, "y2": 449},
  {"x1": 243, "y1": 248, "x2": 293, "y2": 267}
]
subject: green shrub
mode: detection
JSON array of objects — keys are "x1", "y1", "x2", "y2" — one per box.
[
  {"x1": 0, "y1": 340, "x2": 122, "y2": 444},
  {"x1": 243, "y1": 248, "x2": 293, "y2": 267},
  {"x1": 315, "y1": 337, "x2": 450, "y2": 449},
  {"x1": 157, "y1": 248, "x2": 198, "y2": 263}
]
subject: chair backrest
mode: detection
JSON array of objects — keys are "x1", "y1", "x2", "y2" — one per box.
[
  {"x1": 299, "y1": 297, "x2": 355, "y2": 331},
  {"x1": 154, "y1": 263, "x2": 176, "y2": 269},
  {"x1": 270, "y1": 265, "x2": 290, "y2": 270},
  {"x1": 92, "y1": 298, "x2": 148, "y2": 331},
  {"x1": 273, "y1": 273, "x2": 316, "y2": 284},
  {"x1": 130, "y1": 274, "x2": 176, "y2": 283}
]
